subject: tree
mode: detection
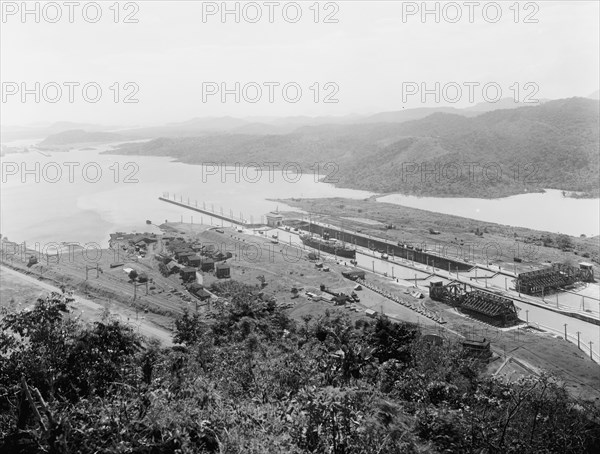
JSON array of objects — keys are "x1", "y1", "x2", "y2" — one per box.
[
  {"x1": 369, "y1": 316, "x2": 418, "y2": 365},
  {"x1": 174, "y1": 309, "x2": 207, "y2": 346},
  {"x1": 256, "y1": 275, "x2": 267, "y2": 288},
  {"x1": 65, "y1": 320, "x2": 141, "y2": 398},
  {"x1": 158, "y1": 262, "x2": 170, "y2": 276},
  {"x1": 556, "y1": 234, "x2": 573, "y2": 250}
]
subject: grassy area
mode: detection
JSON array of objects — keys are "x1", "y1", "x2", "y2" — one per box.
[{"x1": 0, "y1": 268, "x2": 46, "y2": 311}]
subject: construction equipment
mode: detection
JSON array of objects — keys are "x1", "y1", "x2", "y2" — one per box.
[
  {"x1": 429, "y1": 281, "x2": 519, "y2": 327},
  {"x1": 515, "y1": 262, "x2": 594, "y2": 296}
]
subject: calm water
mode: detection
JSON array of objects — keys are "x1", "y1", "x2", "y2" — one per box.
[
  {"x1": 2, "y1": 140, "x2": 598, "y2": 249},
  {"x1": 378, "y1": 191, "x2": 599, "y2": 237},
  {"x1": 0, "y1": 141, "x2": 373, "y2": 247}
]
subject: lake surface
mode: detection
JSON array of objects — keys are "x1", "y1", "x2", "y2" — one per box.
[
  {"x1": 377, "y1": 191, "x2": 599, "y2": 237},
  {"x1": 1, "y1": 140, "x2": 598, "y2": 250},
  {"x1": 0, "y1": 141, "x2": 374, "y2": 247}
]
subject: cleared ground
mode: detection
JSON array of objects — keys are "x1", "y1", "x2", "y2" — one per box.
[{"x1": 2, "y1": 219, "x2": 598, "y2": 402}]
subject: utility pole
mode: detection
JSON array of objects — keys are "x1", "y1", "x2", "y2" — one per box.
[
  {"x1": 577, "y1": 331, "x2": 580, "y2": 349},
  {"x1": 85, "y1": 264, "x2": 99, "y2": 280},
  {"x1": 525, "y1": 309, "x2": 529, "y2": 325},
  {"x1": 564, "y1": 323, "x2": 567, "y2": 340}
]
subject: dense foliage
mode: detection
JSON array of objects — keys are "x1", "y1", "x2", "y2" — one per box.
[{"x1": 1, "y1": 287, "x2": 599, "y2": 453}]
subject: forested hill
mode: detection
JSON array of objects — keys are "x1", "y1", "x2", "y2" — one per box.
[{"x1": 108, "y1": 97, "x2": 599, "y2": 198}]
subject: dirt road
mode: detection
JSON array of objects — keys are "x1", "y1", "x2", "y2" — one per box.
[{"x1": 1, "y1": 265, "x2": 173, "y2": 346}]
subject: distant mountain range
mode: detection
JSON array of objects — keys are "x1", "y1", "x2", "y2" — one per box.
[
  {"x1": 4, "y1": 96, "x2": 599, "y2": 199},
  {"x1": 38, "y1": 129, "x2": 125, "y2": 146},
  {"x1": 3, "y1": 96, "x2": 569, "y2": 142},
  {"x1": 95, "y1": 97, "x2": 599, "y2": 198},
  {"x1": 1, "y1": 122, "x2": 118, "y2": 142}
]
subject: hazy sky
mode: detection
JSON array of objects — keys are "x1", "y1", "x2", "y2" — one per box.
[{"x1": 1, "y1": 0, "x2": 599, "y2": 126}]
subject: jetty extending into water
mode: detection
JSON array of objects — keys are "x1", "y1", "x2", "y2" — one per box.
[{"x1": 158, "y1": 196, "x2": 265, "y2": 228}]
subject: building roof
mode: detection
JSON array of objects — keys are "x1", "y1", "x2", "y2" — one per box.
[
  {"x1": 266, "y1": 212, "x2": 283, "y2": 218},
  {"x1": 195, "y1": 289, "x2": 212, "y2": 299},
  {"x1": 216, "y1": 262, "x2": 230, "y2": 270},
  {"x1": 177, "y1": 251, "x2": 195, "y2": 257},
  {"x1": 462, "y1": 338, "x2": 490, "y2": 348},
  {"x1": 180, "y1": 266, "x2": 197, "y2": 273},
  {"x1": 138, "y1": 236, "x2": 158, "y2": 244}
]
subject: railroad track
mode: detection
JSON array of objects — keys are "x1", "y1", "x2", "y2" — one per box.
[{"x1": 356, "y1": 278, "x2": 445, "y2": 324}]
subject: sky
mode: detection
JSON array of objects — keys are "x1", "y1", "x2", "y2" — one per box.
[{"x1": 1, "y1": 0, "x2": 599, "y2": 126}]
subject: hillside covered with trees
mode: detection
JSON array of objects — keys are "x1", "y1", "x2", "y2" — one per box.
[
  {"x1": 1, "y1": 286, "x2": 599, "y2": 453},
  {"x1": 107, "y1": 98, "x2": 599, "y2": 198}
]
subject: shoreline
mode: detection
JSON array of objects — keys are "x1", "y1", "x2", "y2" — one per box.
[{"x1": 3, "y1": 136, "x2": 574, "y2": 200}]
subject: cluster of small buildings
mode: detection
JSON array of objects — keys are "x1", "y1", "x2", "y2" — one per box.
[
  {"x1": 109, "y1": 232, "x2": 159, "y2": 258},
  {"x1": 161, "y1": 237, "x2": 232, "y2": 283}
]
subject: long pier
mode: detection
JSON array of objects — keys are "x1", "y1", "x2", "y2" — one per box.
[{"x1": 158, "y1": 197, "x2": 264, "y2": 228}]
